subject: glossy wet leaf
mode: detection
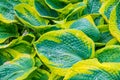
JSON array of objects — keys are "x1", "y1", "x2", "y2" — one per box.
[{"x1": 34, "y1": 29, "x2": 94, "y2": 75}]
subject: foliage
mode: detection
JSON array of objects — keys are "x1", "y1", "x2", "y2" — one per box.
[{"x1": 0, "y1": 0, "x2": 120, "y2": 80}]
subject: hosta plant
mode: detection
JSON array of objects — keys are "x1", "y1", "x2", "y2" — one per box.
[{"x1": 0, "y1": 0, "x2": 120, "y2": 80}]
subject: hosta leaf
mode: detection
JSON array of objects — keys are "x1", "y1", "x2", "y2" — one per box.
[
  {"x1": 109, "y1": 2, "x2": 120, "y2": 42},
  {"x1": 9, "y1": 41, "x2": 34, "y2": 56},
  {"x1": 0, "y1": 39, "x2": 36, "y2": 80},
  {"x1": 0, "y1": 49, "x2": 13, "y2": 65},
  {"x1": 64, "y1": 59, "x2": 120, "y2": 80},
  {"x1": 0, "y1": 55, "x2": 36, "y2": 80},
  {"x1": 99, "y1": 0, "x2": 119, "y2": 22},
  {"x1": 97, "y1": 25, "x2": 113, "y2": 44},
  {"x1": 14, "y1": 3, "x2": 49, "y2": 30},
  {"x1": 49, "y1": 73, "x2": 64, "y2": 80},
  {"x1": 44, "y1": 0, "x2": 69, "y2": 11},
  {"x1": 84, "y1": 0, "x2": 102, "y2": 14},
  {"x1": 106, "y1": 38, "x2": 120, "y2": 46},
  {"x1": 65, "y1": 2, "x2": 86, "y2": 21},
  {"x1": 0, "y1": 39, "x2": 18, "y2": 49},
  {"x1": 25, "y1": 69, "x2": 50, "y2": 80},
  {"x1": 92, "y1": 15, "x2": 105, "y2": 26},
  {"x1": 0, "y1": 0, "x2": 33, "y2": 23},
  {"x1": 69, "y1": 15, "x2": 100, "y2": 41},
  {"x1": 0, "y1": 23, "x2": 19, "y2": 43},
  {"x1": 95, "y1": 45, "x2": 120, "y2": 62},
  {"x1": 34, "y1": 57, "x2": 43, "y2": 67},
  {"x1": 20, "y1": 33, "x2": 35, "y2": 43},
  {"x1": 34, "y1": 29, "x2": 94, "y2": 75},
  {"x1": 34, "y1": 0, "x2": 59, "y2": 19}
]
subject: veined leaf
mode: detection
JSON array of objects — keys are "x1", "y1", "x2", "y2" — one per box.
[
  {"x1": 0, "y1": 39, "x2": 36, "y2": 80},
  {"x1": 92, "y1": 15, "x2": 105, "y2": 26},
  {"x1": 64, "y1": 59, "x2": 120, "y2": 80},
  {"x1": 69, "y1": 15, "x2": 100, "y2": 41},
  {"x1": 95, "y1": 45, "x2": 120, "y2": 62},
  {"x1": 44, "y1": 0, "x2": 70, "y2": 12},
  {"x1": 99, "y1": 0, "x2": 119, "y2": 22},
  {"x1": 0, "y1": 0, "x2": 34, "y2": 23},
  {"x1": 34, "y1": 0, "x2": 59, "y2": 19},
  {"x1": 97, "y1": 25, "x2": 113, "y2": 44},
  {"x1": 14, "y1": 3, "x2": 49, "y2": 30},
  {"x1": 65, "y1": 2, "x2": 86, "y2": 21},
  {"x1": 0, "y1": 55, "x2": 36, "y2": 80},
  {"x1": 0, "y1": 49, "x2": 14, "y2": 66},
  {"x1": 84, "y1": 0, "x2": 102, "y2": 14},
  {"x1": 20, "y1": 33, "x2": 35, "y2": 43},
  {"x1": 109, "y1": 2, "x2": 120, "y2": 42},
  {"x1": 106, "y1": 38, "x2": 120, "y2": 46},
  {"x1": 34, "y1": 29, "x2": 94, "y2": 76},
  {"x1": 0, "y1": 23, "x2": 19, "y2": 43},
  {"x1": 25, "y1": 69, "x2": 50, "y2": 80}
]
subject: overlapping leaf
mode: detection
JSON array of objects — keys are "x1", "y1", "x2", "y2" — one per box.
[
  {"x1": 99, "y1": 0, "x2": 119, "y2": 22},
  {"x1": 64, "y1": 59, "x2": 120, "y2": 80},
  {"x1": 34, "y1": 0, "x2": 59, "y2": 19},
  {"x1": 68, "y1": 15, "x2": 100, "y2": 41},
  {"x1": 0, "y1": 0, "x2": 33, "y2": 23},
  {"x1": 34, "y1": 29, "x2": 94, "y2": 75},
  {"x1": 0, "y1": 23, "x2": 19, "y2": 43},
  {"x1": 109, "y1": 2, "x2": 120, "y2": 42},
  {"x1": 0, "y1": 0, "x2": 120, "y2": 79},
  {"x1": 96, "y1": 45, "x2": 120, "y2": 62}
]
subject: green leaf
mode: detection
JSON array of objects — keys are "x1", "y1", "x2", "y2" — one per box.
[
  {"x1": 0, "y1": 56, "x2": 36, "y2": 80},
  {"x1": 0, "y1": 39, "x2": 18, "y2": 49},
  {"x1": 92, "y1": 14, "x2": 105, "y2": 26},
  {"x1": 0, "y1": 49, "x2": 13, "y2": 66},
  {"x1": 99, "y1": 0, "x2": 119, "y2": 22},
  {"x1": 64, "y1": 59, "x2": 120, "y2": 80},
  {"x1": 14, "y1": 3, "x2": 49, "y2": 30},
  {"x1": 84, "y1": 0, "x2": 102, "y2": 14},
  {"x1": 106, "y1": 38, "x2": 120, "y2": 46},
  {"x1": 69, "y1": 15, "x2": 100, "y2": 41},
  {"x1": 97, "y1": 25, "x2": 113, "y2": 44},
  {"x1": 25, "y1": 69, "x2": 50, "y2": 80},
  {"x1": 34, "y1": 29, "x2": 94, "y2": 75},
  {"x1": 34, "y1": 0, "x2": 59, "y2": 19},
  {"x1": 0, "y1": 39, "x2": 36, "y2": 80},
  {"x1": 109, "y1": 2, "x2": 120, "y2": 43},
  {"x1": 65, "y1": 2, "x2": 86, "y2": 21},
  {"x1": 61, "y1": 0, "x2": 83, "y2": 3},
  {"x1": 0, "y1": 0, "x2": 34, "y2": 23},
  {"x1": 20, "y1": 33, "x2": 35, "y2": 43},
  {"x1": 0, "y1": 23, "x2": 19, "y2": 43},
  {"x1": 45, "y1": 0, "x2": 68, "y2": 11},
  {"x1": 95, "y1": 45, "x2": 120, "y2": 62}
]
